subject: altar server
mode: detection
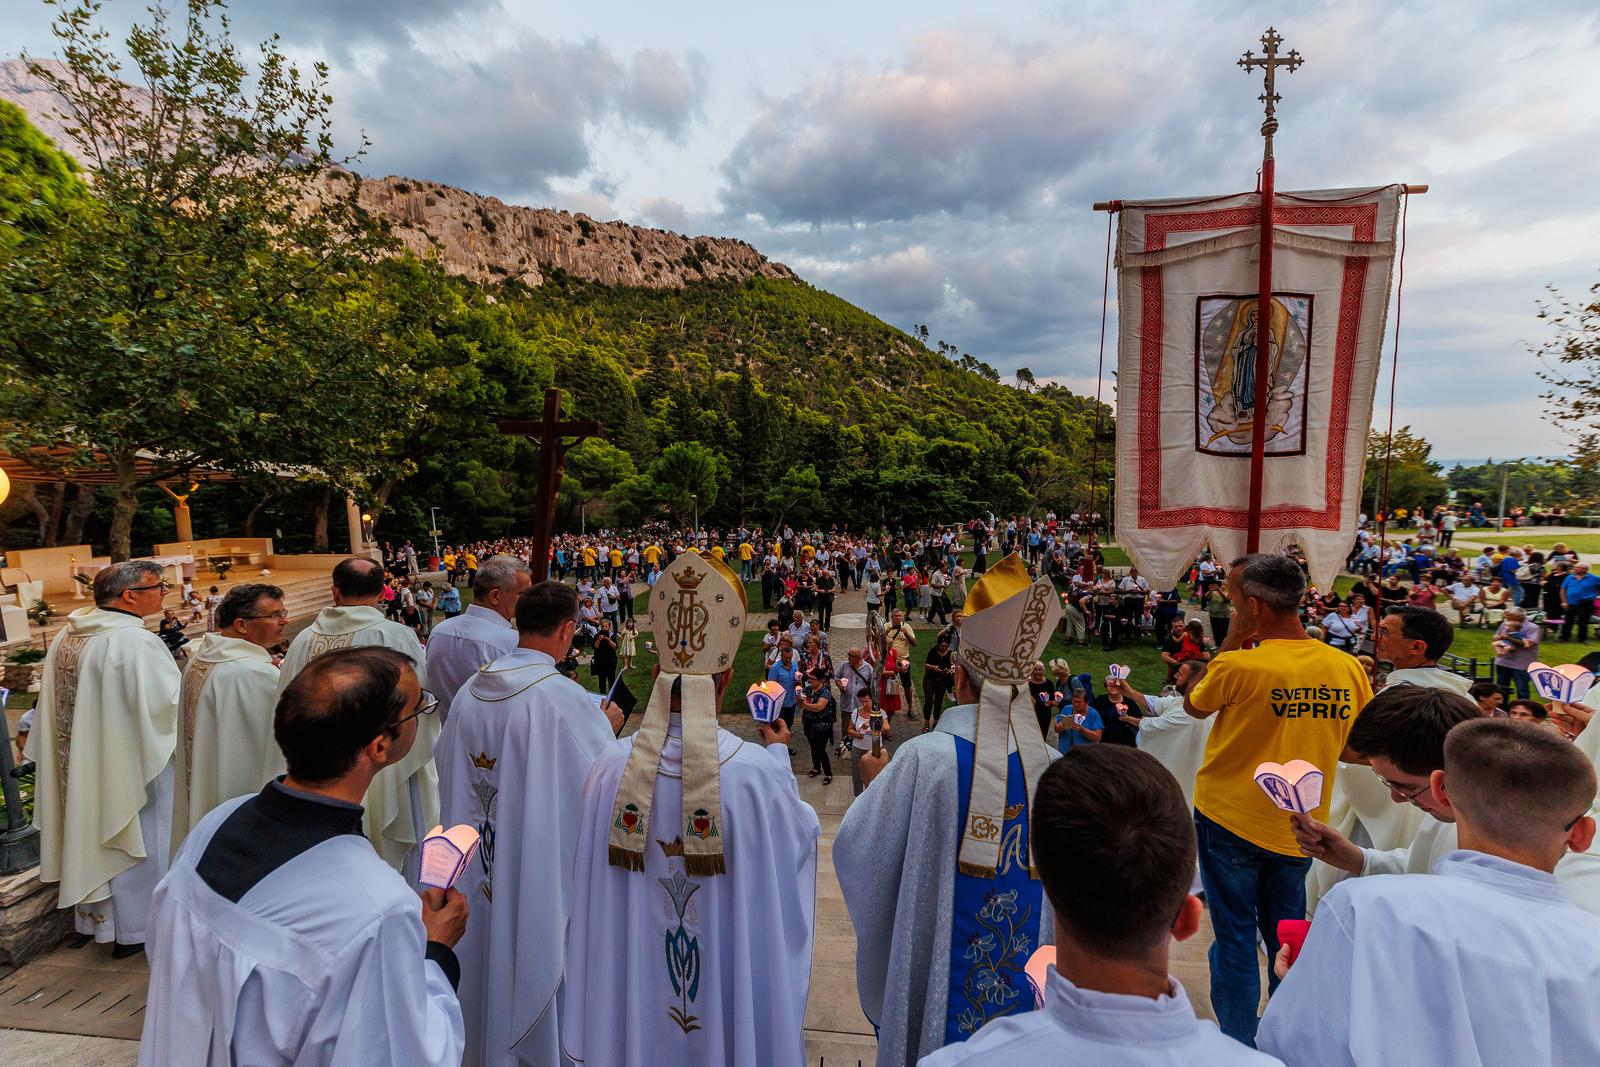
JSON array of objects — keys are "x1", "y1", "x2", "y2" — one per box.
[
  {"x1": 435, "y1": 581, "x2": 622, "y2": 1067},
  {"x1": 425, "y1": 554, "x2": 531, "y2": 716},
  {"x1": 836, "y1": 554, "x2": 1062, "y2": 1066},
  {"x1": 1258, "y1": 718, "x2": 1600, "y2": 1066},
  {"x1": 1305, "y1": 606, "x2": 1467, "y2": 912},
  {"x1": 923, "y1": 746, "x2": 1279, "y2": 1065},
  {"x1": 279, "y1": 556, "x2": 437, "y2": 877},
  {"x1": 29, "y1": 561, "x2": 181, "y2": 955},
  {"x1": 563, "y1": 554, "x2": 820, "y2": 1067},
  {"x1": 140, "y1": 648, "x2": 468, "y2": 1065},
  {"x1": 170, "y1": 582, "x2": 287, "y2": 851}
]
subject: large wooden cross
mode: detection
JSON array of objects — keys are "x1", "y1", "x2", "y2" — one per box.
[{"x1": 499, "y1": 387, "x2": 602, "y2": 582}]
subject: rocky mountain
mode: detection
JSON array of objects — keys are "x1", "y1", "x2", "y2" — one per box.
[{"x1": 0, "y1": 57, "x2": 795, "y2": 290}]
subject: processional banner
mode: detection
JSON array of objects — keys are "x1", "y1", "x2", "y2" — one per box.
[{"x1": 1112, "y1": 186, "x2": 1401, "y2": 589}]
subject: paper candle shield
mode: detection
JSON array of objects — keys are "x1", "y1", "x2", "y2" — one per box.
[
  {"x1": 419, "y1": 824, "x2": 481, "y2": 889},
  {"x1": 746, "y1": 679, "x2": 786, "y2": 723},
  {"x1": 1107, "y1": 663, "x2": 1131, "y2": 680},
  {"x1": 1528, "y1": 662, "x2": 1596, "y2": 705},
  {"x1": 1254, "y1": 760, "x2": 1325, "y2": 814}
]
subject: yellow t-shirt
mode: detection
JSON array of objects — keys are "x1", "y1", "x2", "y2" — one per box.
[
  {"x1": 710, "y1": 545, "x2": 726, "y2": 562},
  {"x1": 642, "y1": 544, "x2": 661, "y2": 566},
  {"x1": 801, "y1": 544, "x2": 816, "y2": 559},
  {"x1": 609, "y1": 549, "x2": 623, "y2": 568},
  {"x1": 1189, "y1": 639, "x2": 1373, "y2": 856},
  {"x1": 582, "y1": 547, "x2": 597, "y2": 567},
  {"x1": 465, "y1": 553, "x2": 478, "y2": 568},
  {"x1": 738, "y1": 543, "x2": 753, "y2": 562}
]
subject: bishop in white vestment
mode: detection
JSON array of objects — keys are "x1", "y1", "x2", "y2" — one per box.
[
  {"x1": 435, "y1": 581, "x2": 619, "y2": 1067},
  {"x1": 562, "y1": 555, "x2": 821, "y2": 1067},
  {"x1": 278, "y1": 558, "x2": 437, "y2": 876},
  {"x1": 836, "y1": 555, "x2": 1062, "y2": 1066},
  {"x1": 28, "y1": 563, "x2": 181, "y2": 948},
  {"x1": 426, "y1": 555, "x2": 531, "y2": 716},
  {"x1": 170, "y1": 583, "x2": 289, "y2": 852}
]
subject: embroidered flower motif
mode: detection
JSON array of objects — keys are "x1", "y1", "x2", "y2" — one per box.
[
  {"x1": 974, "y1": 967, "x2": 1013, "y2": 1005},
  {"x1": 957, "y1": 1009, "x2": 984, "y2": 1035},
  {"x1": 980, "y1": 889, "x2": 1018, "y2": 922},
  {"x1": 1012, "y1": 931, "x2": 1031, "y2": 956},
  {"x1": 964, "y1": 931, "x2": 996, "y2": 961}
]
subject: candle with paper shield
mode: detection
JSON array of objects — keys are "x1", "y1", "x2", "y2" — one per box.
[
  {"x1": 1254, "y1": 760, "x2": 1325, "y2": 814},
  {"x1": 419, "y1": 824, "x2": 482, "y2": 889},
  {"x1": 1528, "y1": 662, "x2": 1595, "y2": 705},
  {"x1": 746, "y1": 679, "x2": 786, "y2": 723}
]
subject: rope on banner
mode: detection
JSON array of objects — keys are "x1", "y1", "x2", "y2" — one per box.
[
  {"x1": 1088, "y1": 208, "x2": 1114, "y2": 541},
  {"x1": 1375, "y1": 189, "x2": 1412, "y2": 553}
]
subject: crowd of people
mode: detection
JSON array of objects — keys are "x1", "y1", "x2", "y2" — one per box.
[{"x1": 14, "y1": 501, "x2": 1600, "y2": 1066}]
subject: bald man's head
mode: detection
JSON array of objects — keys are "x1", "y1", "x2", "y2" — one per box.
[
  {"x1": 275, "y1": 647, "x2": 414, "y2": 784},
  {"x1": 332, "y1": 557, "x2": 385, "y2": 602}
]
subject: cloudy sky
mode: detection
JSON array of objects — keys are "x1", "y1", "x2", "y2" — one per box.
[{"x1": 7, "y1": 0, "x2": 1598, "y2": 459}]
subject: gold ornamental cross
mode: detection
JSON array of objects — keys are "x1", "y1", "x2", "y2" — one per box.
[{"x1": 1237, "y1": 27, "x2": 1304, "y2": 146}]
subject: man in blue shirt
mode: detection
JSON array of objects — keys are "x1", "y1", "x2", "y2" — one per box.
[
  {"x1": 1499, "y1": 548, "x2": 1525, "y2": 607},
  {"x1": 1561, "y1": 562, "x2": 1598, "y2": 643},
  {"x1": 1051, "y1": 687, "x2": 1103, "y2": 753},
  {"x1": 767, "y1": 642, "x2": 801, "y2": 730}
]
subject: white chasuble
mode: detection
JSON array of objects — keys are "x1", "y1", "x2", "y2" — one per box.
[
  {"x1": 28, "y1": 607, "x2": 180, "y2": 943},
  {"x1": 278, "y1": 605, "x2": 438, "y2": 876},
  {"x1": 1111, "y1": 187, "x2": 1401, "y2": 589},
  {"x1": 171, "y1": 633, "x2": 284, "y2": 852},
  {"x1": 435, "y1": 648, "x2": 615, "y2": 1067},
  {"x1": 563, "y1": 721, "x2": 820, "y2": 1067},
  {"x1": 1134, "y1": 693, "x2": 1214, "y2": 811}
]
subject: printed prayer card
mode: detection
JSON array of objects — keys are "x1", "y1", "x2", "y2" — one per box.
[
  {"x1": 419, "y1": 824, "x2": 481, "y2": 890},
  {"x1": 1528, "y1": 662, "x2": 1595, "y2": 705},
  {"x1": 1254, "y1": 760, "x2": 1325, "y2": 814}
]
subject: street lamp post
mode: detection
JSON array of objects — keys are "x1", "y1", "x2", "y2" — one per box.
[
  {"x1": 429, "y1": 507, "x2": 443, "y2": 562},
  {"x1": 581, "y1": 501, "x2": 591, "y2": 536},
  {"x1": 691, "y1": 493, "x2": 699, "y2": 540}
]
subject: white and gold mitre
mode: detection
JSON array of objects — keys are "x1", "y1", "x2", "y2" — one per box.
[
  {"x1": 610, "y1": 552, "x2": 746, "y2": 877},
  {"x1": 954, "y1": 553, "x2": 1061, "y2": 878}
]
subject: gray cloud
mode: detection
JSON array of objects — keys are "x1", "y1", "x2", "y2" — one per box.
[
  {"x1": 335, "y1": 35, "x2": 709, "y2": 200},
  {"x1": 227, "y1": 0, "x2": 500, "y2": 50}
]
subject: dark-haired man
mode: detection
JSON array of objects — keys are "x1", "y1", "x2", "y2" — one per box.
[
  {"x1": 1307, "y1": 604, "x2": 1471, "y2": 913},
  {"x1": 924, "y1": 745, "x2": 1280, "y2": 1065},
  {"x1": 140, "y1": 647, "x2": 468, "y2": 1065},
  {"x1": 434, "y1": 581, "x2": 625, "y2": 1067},
  {"x1": 171, "y1": 582, "x2": 287, "y2": 849},
  {"x1": 1259, "y1": 719, "x2": 1600, "y2": 1065},
  {"x1": 278, "y1": 556, "x2": 437, "y2": 879},
  {"x1": 1182, "y1": 553, "x2": 1372, "y2": 1045}
]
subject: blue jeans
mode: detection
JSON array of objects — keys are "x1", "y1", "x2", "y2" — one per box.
[{"x1": 1194, "y1": 811, "x2": 1311, "y2": 1047}]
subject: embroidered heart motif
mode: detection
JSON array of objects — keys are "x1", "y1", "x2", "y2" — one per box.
[
  {"x1": 621, "y1": 811, "x2": 639, "y2": 831},
  {"x1": 692, "y1": 816, "x2": 711, "y2": 835}
]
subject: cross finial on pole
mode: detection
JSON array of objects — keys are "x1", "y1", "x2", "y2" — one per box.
[{"x1": 1238, "y1": 26, "x2": 1303, "y2": 154}]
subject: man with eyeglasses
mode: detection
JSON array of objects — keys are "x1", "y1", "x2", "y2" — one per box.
[
  {"x1": 1260, "y1": 718, "x2": 1600, "y2": 1065},
  {"x1": 279, "y1": 556, "x2": 437, "y2": 885},
  {"x1": 140, "y1": 647, "x2": 469, "y2": 1065},
  {"x1": 29, "y1": 560, "x2": 183, "y2": 959},
  {"x1": 170, "y1": 583, "x2": 289, "y2": 849}
]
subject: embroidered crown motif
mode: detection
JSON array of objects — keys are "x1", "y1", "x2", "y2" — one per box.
[
  {"x1": 675, "y1": 565, "x2": 707, "y2": 590},
  {"x1": 657, "y1": 837, "x2": 686, "y2": 858},
  {"x1": 470, "y1": 752, "x2": 497, "y2": 769},
  {"x1": 1004, "y1": 803, "x2": 1025, "y2": 822}
]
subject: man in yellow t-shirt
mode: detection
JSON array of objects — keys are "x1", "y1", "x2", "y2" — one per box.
[
  {"x1": 738, "y1": 540, "x2": 755, "y2": 580},
  {"x1": 581, "y1": 544, "x2": 597, "y2": 580},
  {"x1": 709, "y1": 543, "x2": 726, "y2": 563},
  {"x1": 608, "y1": 546, "x2": 623, "y2": 576},
  {"x1": 641, "y1": 542, "x2": 661, "y2": 569},
  {"x1": 1183, "y1": 552, "x2": 1371, "y2": 1047}
]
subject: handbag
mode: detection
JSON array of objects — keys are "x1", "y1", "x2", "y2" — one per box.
[{"x1": 885, "y1": 674, "x2": 902, "y2": 696}]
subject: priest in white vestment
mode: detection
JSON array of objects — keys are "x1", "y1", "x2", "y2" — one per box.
[
  {"x1": 1118, "y1": 660, "x2": 1213, "y2": 810},
  {"x1": 29, "y1": 561, "x2": 180, "y2": 953},
  {"x1": 836, "y1": 555, "x2": 1063, "y2": 1067},
  {"x1": 436, "y1": 580, "x2": 623, "y2": 1067},
  {"x1": 1259, "y1": 718, "x2": 1600, "y2": 1066},
  {"x1": 426, "y1": 555, "x2": 531, "y2": 717},
  {"x1": 140, "y1": 647, "x2": 467, "y2": 1065},
  {"x1": 1305, "y1": 606, "x2": 1469, "y2": 913},
  {"x1": 563, "y1": 554, "x2": 821, "y2": 1067},
  {"x1": 278, "y1": 556, "x2": 437, "y2": 877},
  {"x1": 170, "y1": 582, "x2": 288, "y2": 853}
]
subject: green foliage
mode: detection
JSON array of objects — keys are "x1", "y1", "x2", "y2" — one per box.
[
  {"x1": 1447, "y1": 458, "x2": 1584, "y2": 512},
  {"x1": 0, "y1": 1, "x2": 400, "y2": 559},
  {"x1": 644, "y1": 441, "x2": 724, "y2": 523},
  {"x1": 0, "y1": 98, "x2": 85, "y2": 253},
  {"x1": 1363, "y1": 427, "x2": 1449, "y2": 512},
  {"x1": 1535, "y1": 280, "x2": 1600, "y2": 506}
]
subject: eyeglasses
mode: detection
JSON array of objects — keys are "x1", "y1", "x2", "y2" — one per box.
[
  {"x1": 1564, "y1": 810, "x2": 1588, "y2": 832},
  {"x1": 1372, "y1": 767, "x2": 1431, "y2": 804},
  {"x1": 388, "y1": 690, "x2": 439, "y2": 732},
  {"x1": 240, "y1": 610, "x2": 290, "y2": 621},
  {"x1": 128, "y1": 580, "x2": 172, "y2": 593}
]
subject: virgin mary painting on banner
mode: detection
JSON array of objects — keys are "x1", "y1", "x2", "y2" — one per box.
[{"x1": 1112, "y1": 186, "x2": 1401, "y2": 589}]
